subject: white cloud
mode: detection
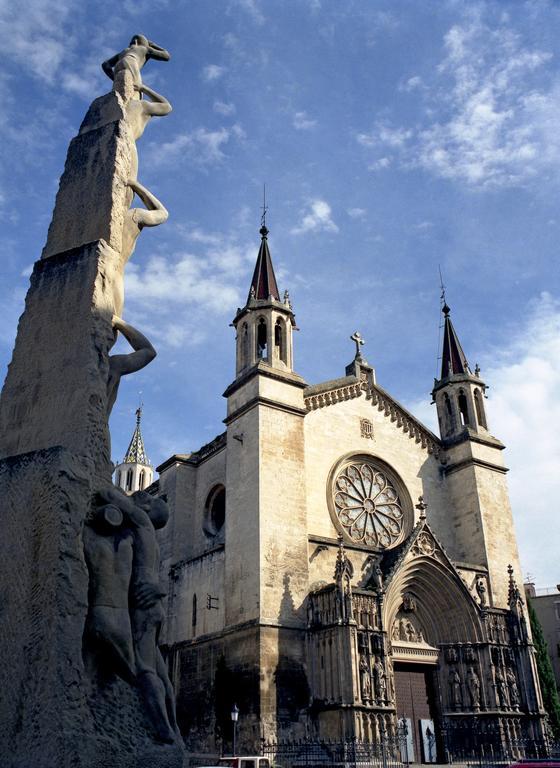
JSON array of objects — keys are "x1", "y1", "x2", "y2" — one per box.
[
  {"x1": 368, "y1": 156, "x2": 391, "y2": 171},
  {"x1": 214, "y1": 100, "x2": 236, "y2": 116},
  {"x1": 407, "y1": 293, "x2": 560, "y2": 586},
  {"x1": 347, "y1": 207, "x2": 367, "y2": 219},
  {"x1": 232, "y1": 0, "x2": 265, "y2": 25},
  {"x1": 153, "y1": 126, "x2": 238, "y2": 166},
  {"x1": 400, "y1": 75, "x2": 424, "y2": 92},
  {"x1": 293, "y1": 111, "x2": 317, "y2": 130},
  {"x1": 122, "y1": 227, "x2": 259, "y2": 348},
  {"x1": 291, "y1": 199, "x2": 339, "y2": 235},
  {"x1": 201, "y1": 64, "x2": 226, "y2": 82},
  {"x1": 357, "y1": 12, "x2": 560, "y2": 188}
]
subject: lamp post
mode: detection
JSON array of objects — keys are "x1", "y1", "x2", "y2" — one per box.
[{"x1": 231, "y1": 703, "x2": 239, "y2": 757}]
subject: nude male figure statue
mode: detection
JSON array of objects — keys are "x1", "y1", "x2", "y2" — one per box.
[
  {"x1": 116, "y1": 489, "x2": 180, "y2": 744},
  {"x1": 107, "y1": 316, "x2": 156, "y2": 416},
  {"x1": 102, "y1": 35, "x2": 170, "y2": 89},
  {"x1": 83, "y1": 501, "x2": 136, "y2": 684},
  {"x1": 113, "y1": 179, "x2": 168, "y2": 317},
  {"x1": 126, "y1": 84, "x2": 172, "y2": 182}
]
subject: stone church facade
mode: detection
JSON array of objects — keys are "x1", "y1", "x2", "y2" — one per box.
[{"x1": 150, "y1": 223, "x2": 545, "y2": 760}]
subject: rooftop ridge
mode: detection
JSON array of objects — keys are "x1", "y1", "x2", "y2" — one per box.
[{"x1": 304, "y1": 378, "x2": 442, "y2": 458}]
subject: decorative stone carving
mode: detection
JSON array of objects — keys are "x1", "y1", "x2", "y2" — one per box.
[
  {"x1": 476, "y1": 575, "x2": 487, "y2": 606},
  {"x1": 506, "y1": 667, "x2": 520, "y2": 710},
  {"x1": 402, "y1": 593, "x2": 417, "y2": 612},
  {"x1": 84, "y1": 486, "x2": 180, "y2": 744},
  {"x1": 466, "y1": 666, "x2": 481, "y2": 710},
  {"x1": 495, "y1": 667, "x2": 510, "y2": 710},
  {"x1": 391, "y1": 614, "x2": 425, "y2": 644},
  {"x1": 449, "y1": 669, "x2": 462, "y2": 709},
  {"x1": 360, "y1": 418, "x2": 374, "y2": 439},
  {"x1": 360, "y1": 656, "x2": 372, "y2": 702},
  {"x1": 445, "y1": 647, "x2": 458, "y2": 664},
  {"x1": 373, "y1": 658, "x2": 387, "y2": 703},
  {"x1": 332, "y1": 460, "x2": 405, "y2": 549},
  {"x1": 464, "y1": 645, "x2": 476, "y2": 664}
]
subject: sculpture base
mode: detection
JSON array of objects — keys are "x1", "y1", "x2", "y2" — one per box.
[{"x1": 0, "y1": 447, "x2": 184, "y2": 768}]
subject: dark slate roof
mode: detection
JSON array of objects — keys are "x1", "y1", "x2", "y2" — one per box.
[
  {"x1": 440, "y1": 304, "x2": 470, "y2": 379},
  {"x1": 249, "y1": 226, "x2": 280, "y2": 301}
]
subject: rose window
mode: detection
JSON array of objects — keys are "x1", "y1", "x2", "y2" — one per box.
[{"x1": 333, "y1": 461, "x2": 405, "y2": 549}]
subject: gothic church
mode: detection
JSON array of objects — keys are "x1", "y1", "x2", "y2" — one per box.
[{"x1": 122, "y1": 223, "x2": 545, "y2": 760}]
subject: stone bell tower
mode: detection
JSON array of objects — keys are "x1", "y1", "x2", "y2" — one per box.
[
  {"x1": 223, "y1": 219, "x2": 310, "y2": 739},
  {"x1": 432, "y1": 303, "x2": 523, "y2": 609},
  {"x1": 433, "y1": 303, "x2": 489, "y2": 439},
  {"x1": 232, "y1": 223, "x2": 296, "y2": 376}
]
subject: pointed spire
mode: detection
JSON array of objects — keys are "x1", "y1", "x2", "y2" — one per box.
[
  {"x1": 248, "y1": 224, "x2": 280, "y2": 302},
  {"x1": 123, "y1": 406, "x2": 150, "y2": 466},
  {"x1": 440, "y1": 304, "x2": 471, "y2": 379}
]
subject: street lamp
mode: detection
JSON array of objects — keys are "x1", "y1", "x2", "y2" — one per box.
[{"x1": 231, "y1": 703, "x2": 239, "y2": 757}]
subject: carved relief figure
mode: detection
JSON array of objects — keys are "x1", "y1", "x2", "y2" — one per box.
[
  {"x1": 374, "y1": 658, "x2": 387, "y2": 702},
  {"x1": 360, "y1": 656, "x2": 372, "y2": 701},
  {"x1": 107, "y1": 316, "x2": 156, "y2": 416},
  {"x1": 475, "y1": 575, "x2": 487, "y2": 606},
  {"x1": 466, "y1": 666, "x2": 481, "y2": 710},
  {"x1": 449, "y1": 669, "x2": 462, "y2": 709},
  {"x1": 83, "y1": 500, "x2": 136, "y2": 683},
  {"x1": 85, "y1": 487, "x2": 180, "y2": 744},
  {"x1": 495, "y1": 667, "x2": 509, "y2": 710},
  {"x1": 506, "y1": 668, "x2": 520, "y2": 710},
  {"x1": 102, "y1": 35, "x2": 170, "y2": 89}
]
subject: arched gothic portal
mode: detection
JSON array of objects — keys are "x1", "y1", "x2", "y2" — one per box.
[{"x1": 306, "y1": 523, "x2": 542, "y2": 759}]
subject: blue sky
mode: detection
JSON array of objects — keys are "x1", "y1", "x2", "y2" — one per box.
[{"x1": 1, "y1": 0, "x2": 559, "y2": 586}]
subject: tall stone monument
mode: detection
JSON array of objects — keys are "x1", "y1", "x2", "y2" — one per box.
[{"x1": 0, "y1": 35, "x2": 183, "y2": 768}]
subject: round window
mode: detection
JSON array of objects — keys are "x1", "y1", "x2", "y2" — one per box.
[
  {"x1": 203, "y1": 485, "x2": 225, "y2": 537},
  {"x1": 329, "y1": 456, "x2": 410, "y2": 550}
]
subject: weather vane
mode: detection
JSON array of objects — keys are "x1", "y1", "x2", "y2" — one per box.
[{"x1": 261, "y1": 183, "x2": 268, "y2": 229}]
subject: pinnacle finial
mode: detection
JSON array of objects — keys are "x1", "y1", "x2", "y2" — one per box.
[
  {"x1": 442, "y1": 303, "x2": 450, "y2": 317},
  {"x1": 416, "y1": 495, "x2": 428, "y2": 520}
]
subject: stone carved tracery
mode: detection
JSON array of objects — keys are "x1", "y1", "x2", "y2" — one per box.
[{"x1": 332, "y1": 460, "x2": 406, "y2": 549}]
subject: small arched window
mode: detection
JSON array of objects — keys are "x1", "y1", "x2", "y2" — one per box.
[
  {"x1": 116, "y1": 470, "x2": 122, "y2": 487},
  {"x1": 139, "y1": 469, "x2": 146, "y2": 490},
  {"x1": 474, "y1": 388, "x2": 487, "y2": 429},
  {"x1": 274, "y1": 318, "x2": 287, "y2": 364},
  {"x1": 241, "y1": 322, "x2": 249, "y2": 367},
  {"x1": 257, "y1": 317, "x2": 267, "y2": 360},
  {"x1": 192, "y1": 594, "x2": 197, "y2": 632},
  {"x1": 126, "y1": 468, "x2": 133, "y2": 491},
  {"x1": 458, "y1": 390, "x2": 470, "y2": 426}
]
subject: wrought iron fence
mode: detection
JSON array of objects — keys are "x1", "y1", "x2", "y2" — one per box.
[
  {"x1": 447, "y1": 739, "x2": 560, "y2": 768},
  {"x1": 261, "y1": 737, "x2": 406, "y2": 768}
]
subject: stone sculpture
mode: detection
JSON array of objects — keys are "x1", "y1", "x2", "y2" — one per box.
[
  {"x1": 374, "y1": 658, "x2": 387, "y2": 702},
  {"x1": 360, "y1": 656, "x2": 372, "y2": 701},
  {"x1": 0, "y1": 34, "x2": 180, "y2": 767},
  {"x1": 102, "y1": 35, "x2": 171, "y2": 89},
  {"x1": 107, "y1": 316, "x2": 156, "y2": 416},
  {"x1": 495, "y1": 667, "x2": 510, "y2": 709},
  {"x1": 449, "y1": 669, "x2": 462, "y2": 709},
  {"x1": 476, "y1": 575, "x2": 487, "y2": 606},
  {"x1": 85, "y1": 486, "x2": 180, "y2": 744},
  {"x1": 506, "y1": 667, "x2": 520, "y2": 710},
  {"x1": 466, "y1": 667, "x2": 481, "y2": 710}
]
